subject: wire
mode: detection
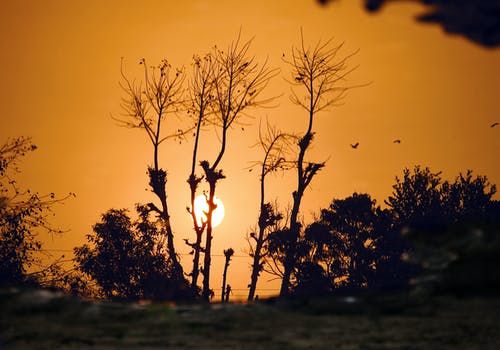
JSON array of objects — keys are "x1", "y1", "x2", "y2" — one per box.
[{"x1": 40, "y1": 249, "x2": 251, "y2": 258}]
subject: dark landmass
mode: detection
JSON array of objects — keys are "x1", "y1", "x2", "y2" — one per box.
[{"x1": 1, "y1": 287, "x2": 499, "y2": 349}]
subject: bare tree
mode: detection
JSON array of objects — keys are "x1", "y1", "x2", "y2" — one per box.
[
  {"x1": 279, "y1": 32, "x2": 359, "y2": 296},
  {"x1": 196, "y1": 33, "x2": 279, "y2": 301},
  {"x1": 118, "y1": 58, "x2": 190, "y2": 282},
  {"x1": 247, "y1": 120, "x2": 294, "y2": 301},
  {"x1": 221, "y1": 247, "x2": 234, "y2": 302},
  {"x1": 185, "y1": 53, "x2": 216, "y2": 293}
]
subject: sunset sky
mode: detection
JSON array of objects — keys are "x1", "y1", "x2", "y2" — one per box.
[{"x1": 1, "y1": 0, "x2": 499, "y2": 300}]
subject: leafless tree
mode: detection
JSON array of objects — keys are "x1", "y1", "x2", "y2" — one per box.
[
  {"x1": 185, "y1": 53, "x2": 216, "y2": 292},
  {"x1": 196, "y1": 32, "x2": 279, "y2": 301},
  {"x1": 221, "y1": 247, "x2": 234, "y2": 302},
  {"x1": 246, "y1": 120, "x2": 295, "y2": 301},
  {"x1": 279, "y1": 31, "x2": 359, "y2": 296},
  {"x1": 118, "y1": 58, "x2": 191, "y2": 282}
]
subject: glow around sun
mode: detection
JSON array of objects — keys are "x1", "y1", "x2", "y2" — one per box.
[{"x1": 193, "y1": 194, "x2": 225, "y2": 227}]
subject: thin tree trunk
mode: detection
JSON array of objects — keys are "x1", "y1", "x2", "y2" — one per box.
[{"x1": 202, "y1": 181, "x2": 217, "y2": 301}]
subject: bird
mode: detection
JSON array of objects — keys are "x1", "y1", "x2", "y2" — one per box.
[
  {"x1": 491, "y1": 122, "x2": 499, "y2": 128},
  {"x1": 350, "y1": 142, "x2": 359, "y2": 149},
  {"x1": 393, "y1": 139, "x2": 401, "y2": 144}
]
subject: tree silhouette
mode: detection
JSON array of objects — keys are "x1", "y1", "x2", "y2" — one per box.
[
  {"x1": 288, "y1": 193, "x2": 382, "y2": 294},
  {"x1": 185, "y1": 53, "x2": 216, "y2": 293},
  {"x1": 117, "y1": 58, "x2": 190, "y2": 284},
  {"x1": 0, "y1": 137, "x2": 73, "y2": 286},
  {"x1": 188, "y1": 32, "x2": 278, "y2": 301},
  {"x1": 383, "y1": 166, "x2": 498, "y2": 292},
  {"x1": 246, "y1": 121, "x2": 294, "y2": 301},
  {"x1": 318, "y1": 193, "x2": 379, "y2": 288},
  {"x1": 441, "y1": 170, "x2": 497, "y2": 223},
  {"x1": 266, "y1": 166, "x2": 498, "y2": 296},
  {"x1": 279, "y1": 31, "x2": 358, "y2": 296},
  {"x1": 221, "y1": 248, "x2": 234, "y2": 302},
  {"x1": 386, "y1": 166, "x2": 497, "y2": 231},
  {"x1": 385, "y1": 166, "x2": 444, "y2": 231},
  {"x1": 74, "y1": 206, "x2": 191, "y2": 301}
]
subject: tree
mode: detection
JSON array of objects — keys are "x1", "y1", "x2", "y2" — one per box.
[
  {"x1": 269, "y1": 192, "x2": 415, "y2": 295},
  {"x1": 221, "y1": 248, "x2": 234, "y2": 302},
  {"x1": 318, "y1": 193, "x2": 379, "y2": 288},
  {"x1": 385, "y1": 166, "x2": 444, "y2": 231},
  {"x1": 118, "y1": 58, "x2": 190, "y2": 283},
  {"x1": 279, "y1": 31, "x2": 358, "y2": 296},
  {"x1": 290, "y1": 193, "x2": 381, "y2": 294},
  {"x1": 385, "y1": 166, "x2": 498, "y2": 294},
  {"x1": 74, "y1": 206, "x2": 191, "y2": 301},
  {"x1": 0, "y1": 137, "x2": 72, "y2": 286},
  {"x1": 386, "y1": 166, "x2": 497, "y2": 230},
  {"x1": 441, "y1": 169, "x2": 497, "y2": 223},
  {"x1": 185, "y1": 53, "x2": 216, "y2": 293},
  {"x1": 188, "y1": 33, "x2": 278, "y2": 301},
  {"x1": 246, "y1": 121, "x2": 294, "y2": 301}
]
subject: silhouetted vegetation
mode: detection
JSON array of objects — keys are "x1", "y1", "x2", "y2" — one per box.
[
  {"x1": 246, "y1": 121, "x2": 294, "y2": 301},
  {"x1": 184, "y1": 53, "x2": 215, "y2": 294},
  {"x1": 279, "y1": 31, "x2": 359, "y2": 296},
  {"x1": 183, "y1": 32, "x2": 278, "y2": 301},
  {"x1": 0, "y1": 137, "x2": 73, "y2": 287},
  {"x1": 265, "y1": 166, "x2": 500, "y2": 298},
  {"x1": 118, "y1": 58, "x2": 189, "y2": 284},
  {"x1": 221, "y1": 248, "x2": 234, "y2": 302},
  {"x1": 3, "y1": 32, "x2": 498, "y2": 307},
  {"x1": 74, "y1": 206, "x2": 192, "y2": 301}
]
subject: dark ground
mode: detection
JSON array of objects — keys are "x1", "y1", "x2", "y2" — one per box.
[{"x1": 1, "y1": 288, "x2": 499, "y2": 349}]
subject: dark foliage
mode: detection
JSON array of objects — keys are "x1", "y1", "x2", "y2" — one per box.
[
  {"x1": 386, "y1": 166, "x2": 496, "y2": 231},
  {"x1": 74, "y1": 206, "x2": 192, "y2": 301},
  {"x1": 0, "y1": 137, "x2": 71, "y2": 287},
  {"x1": 269, "y1": 166, "x2": 498, "y2": 297},
  {"x1": 292, "y1": 193, "x2": 411, "y2": 294}
]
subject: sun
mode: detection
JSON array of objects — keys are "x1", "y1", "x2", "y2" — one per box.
[{"x1": 193, "y1": 194, "x2": 225, "y2": 227}]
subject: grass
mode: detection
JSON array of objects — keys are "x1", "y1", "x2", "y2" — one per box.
[{"x1": 1, "y1": 287, "x2": 499, "y2": 349}]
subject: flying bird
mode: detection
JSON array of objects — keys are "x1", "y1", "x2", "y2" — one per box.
[
  {"x1": 350, "y1": 142, "x2": 359, "y2": 149},
  {"x1": 491, "y1": 122, "x2": 499, "y2": 128},
  {"x1": 393, "y1": 139, "x2": 401, "y2": 144}
]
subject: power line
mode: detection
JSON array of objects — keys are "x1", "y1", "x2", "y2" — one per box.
[{"x1": 39, "y1": 249, "x2": 251, "y2": 258}]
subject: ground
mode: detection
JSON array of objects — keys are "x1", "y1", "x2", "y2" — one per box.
[{"x1": 1, "y1": 288, "x2": 499, "y2": 349}]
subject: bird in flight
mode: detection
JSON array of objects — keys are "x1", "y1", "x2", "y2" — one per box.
[
  {"x1": 350, "y1": 142, "x2": 359, "y2": 149},
  {"x1": 491, "y1": 122, "x2": 499, "y2": 128},
  {"x1": 393, "y1": 139, "x2": 401, "y2": 144}
]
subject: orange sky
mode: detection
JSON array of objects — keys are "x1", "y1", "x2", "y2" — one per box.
[{"x1": 1, "y1": 0, "x2": 499, "y2": 300}]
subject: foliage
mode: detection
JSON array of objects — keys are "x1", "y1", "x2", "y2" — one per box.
[
  {"x1": 74, "y1": 206, "x2": 192, "y2": 301},
  {"x1": 266, "y1": 166, "x2": 498, "y2": 297},
  {"x1": 288, "y1": 193, "x2": 393, "y2": 294},
  {"x1": 386, "y1": 166, "x2": 497, "y2": 231},
  {"x1": 0, "y1": 137, "x2": 71, "y2": 286}
]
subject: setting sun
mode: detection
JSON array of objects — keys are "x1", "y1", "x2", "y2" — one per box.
[{"x1": 193, "y1": 194, "x2": 225, "y2": 227}]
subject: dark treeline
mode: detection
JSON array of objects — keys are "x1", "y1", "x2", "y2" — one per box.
[
  {"x1": 2, "y1": 139, "x2": 499, "y2": 301},
  {"x1": 265, "y1": 166, "x2": 500, "y2": 298}
]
